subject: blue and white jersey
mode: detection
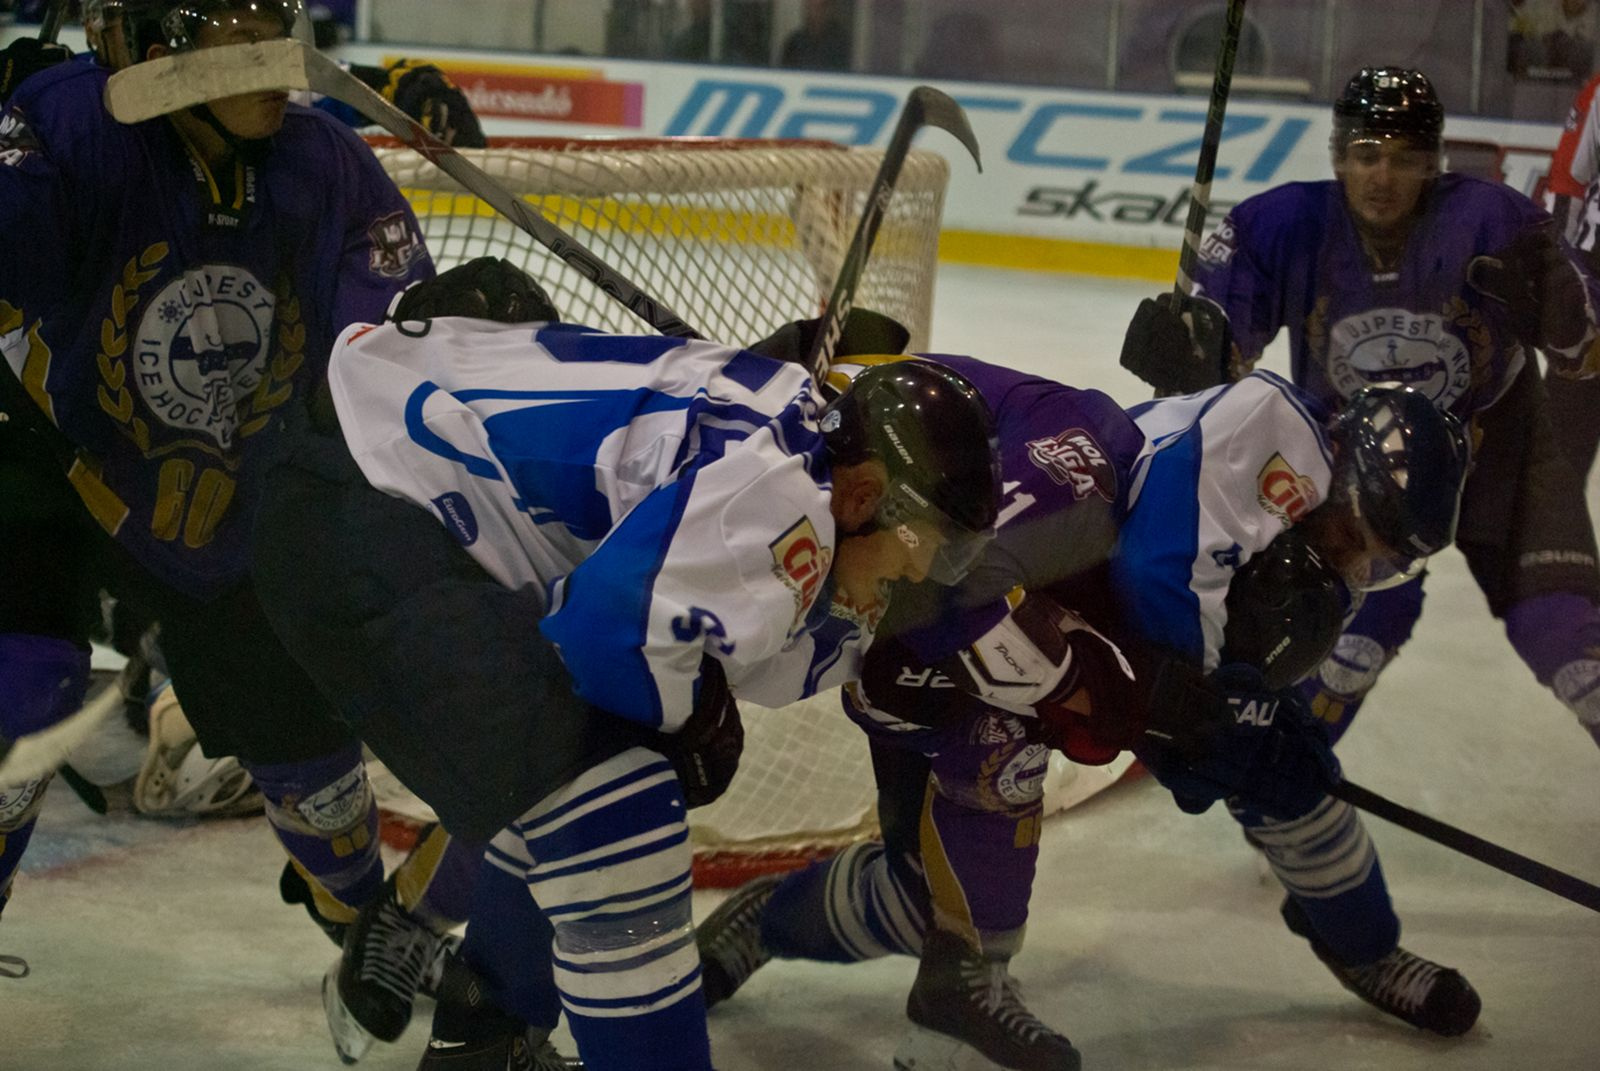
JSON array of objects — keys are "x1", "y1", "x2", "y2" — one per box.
[
  {"x1": 1114, "y1": 371, "x2": 1334, "y2": 671},
  {"x1": 329, "y1": 316, "x2": 865, "y2": 730}
]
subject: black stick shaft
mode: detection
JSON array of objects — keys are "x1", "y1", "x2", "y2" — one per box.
[
  {"x1": 39, "y1": 1, "x2": 67, "y2": 44},
  {"x1": 803, "y1": 85, "x2": 979, "y2": 383},
  {"x1": 1332, "y1": 779, "x2": 1600, "y2": 913},
  {"x1": 1174, "y1": 0, "x2": 1246, "y2": 297},
  {"x1": 301, "y1": 51, "x2": 702, "y2": 339}
]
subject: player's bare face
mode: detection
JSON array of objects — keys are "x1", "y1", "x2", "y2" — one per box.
[
  {"x1": 832, "y1": 521, "x2": 945, "y2": 608},
  {"x1": 192, "y1": 11, "x2": 292, "y2": 139},
  {"x1": 1338, "y1": 139, "x2": 1432, "y2": 237}
]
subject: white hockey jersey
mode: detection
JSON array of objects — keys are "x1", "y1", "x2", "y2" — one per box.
[
  {"x1": 327, "y1": 317, "x2": 871, "y2": 730},
  {"x1": 1114, "y1": 371, "x2": 1334, "y2": 671}
]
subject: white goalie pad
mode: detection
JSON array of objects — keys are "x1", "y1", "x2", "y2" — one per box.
[{"x1": 133, "y1": 684, "x2": 262, "y2": 818}]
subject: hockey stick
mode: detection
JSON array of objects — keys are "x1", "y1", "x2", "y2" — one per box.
[
  {"x1": 103, "y1": 39, "x2": 702, "y2": 338},
  {"x1": 1120, "y1": 0, "x2": 1245, "y2": 396},
  {"x1": 1173, "y1": 0, "x2": 1244, "y2": 298},
  {"x1": 803, "y1": 85, "x2": 980, "y2": 383},
  {"x1": 1332, "y1": 779, "x2": 1600, "y2": 913},
  {"x1": 39, "y1": 0, "x2": 69, "y2": 43}
]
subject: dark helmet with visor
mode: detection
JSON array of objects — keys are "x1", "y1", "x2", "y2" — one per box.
[
  {"x1": 1327, "y1": 384, "x2": 1469, "y2": 590},
  {"x1": 85, "y1": 1, "x2": 305, "y2": 69},
  {"x1": 1331, "y1": 67, "x2": 1444, "y2": 168},
  {"x1": 821, "y1": 359, "x2": 1002, "y2": 585}
]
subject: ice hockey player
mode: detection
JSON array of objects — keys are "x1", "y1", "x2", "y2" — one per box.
[
  {"x1": 695, "y1": 357, "x2": 1475, "y2": 1069},
  {"x1": 1125, "y1": 66, "x2": 1600, "y2": 753},
  {"x1": 246, "y1": 257, "x2": 1004, "y2": 1071},
  {"x1": 0, "y1": 0, "x2": 470, "y2": 1046},
  {"x1": 1540, "y1": 70, "x2": 1600, "y2": 481}
]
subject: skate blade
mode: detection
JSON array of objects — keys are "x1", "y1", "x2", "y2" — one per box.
[
  {"x1": 893, "y1": 1023, "x2": 1000, "y2": 1071},
  {"x1": 322, "y1": 959, "x2": 375, "y2": 1065}
]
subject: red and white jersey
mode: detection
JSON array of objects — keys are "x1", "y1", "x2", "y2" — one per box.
[
  {"x1": 328, "y1": 316, "x2": 870, "y2": 729},
  {"x1": 1546, "y1": 73, "x2": 1600, "y2": 252}
]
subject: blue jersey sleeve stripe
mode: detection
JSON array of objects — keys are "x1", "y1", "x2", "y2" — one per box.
[
  {"x1": 538, "y1": 470, "x2": 702, "y2": 729},
  {"x1": 403, "y1": 382, "x2": 503, "y2": 480},
  {"x1": 721, "y1": 350, "x2": 782, "y2": 393},
  {"x1": 1111, "y1": 429, "x2": 1207, "y2": 659}
]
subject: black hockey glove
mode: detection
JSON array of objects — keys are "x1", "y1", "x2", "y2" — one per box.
[
  {"x1": 0, "y1": 36, "x2": 70, "y2": 106},
  {"x1": 857, "y1": 633, "x2": 990, "y2": 732},
  {"x1": 1120, "y1": 291, "x2": 1234, "y2": 395},
  {"x1": 391, "y1": 256, "x2": 561, "y2": 324},
  {"x1": 352, "y1": 60, "x2": 487, "y2": 148},
  {"x1": 745, "y1": 308, "x2": 912, "y2": 393},
  {"x1": 1467, "y1": 219, "x2": 1591, "y2": 353},
  {"x1": 1139, "y1": 661, "x2": 1340, "y2": 818},
  {"x1": 658, "y1": 657, "x2": 745, "y2": 808}
]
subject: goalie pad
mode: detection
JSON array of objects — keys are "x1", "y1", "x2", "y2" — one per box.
[{"x1": 133, "y1": 682, "x2": 263, "y2": 818}]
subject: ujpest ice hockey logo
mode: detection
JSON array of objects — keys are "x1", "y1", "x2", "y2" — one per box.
[
  {"x1": 1327, "y1": 308, "x2": 1472, "y2": 405},
  {"x1": 133, "y1": 266, "x2": 276, "y2": 448}
]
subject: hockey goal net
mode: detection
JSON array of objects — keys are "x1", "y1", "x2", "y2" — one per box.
[{"x1": 367, "y1": 135, "x2": 949, "y2": 884}]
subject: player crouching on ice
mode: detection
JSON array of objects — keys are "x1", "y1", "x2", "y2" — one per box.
[
  {"x1": 247, "y1": 257, "x2": 1004, "y2": 1071},
  {"x1": 695, "y1": 359, "x2": 1474, "y2": 1070}
]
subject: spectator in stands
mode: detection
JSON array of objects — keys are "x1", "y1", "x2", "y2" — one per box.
[
  {"x1": 780, "y1": 0, "x2": 851, "y2": 71},
  {"x1": 669, "y1": 0, "x2": 770, "y2": 67},
  {"x1": 913, "y1": 10, "x2": 999, "y2": 83}
]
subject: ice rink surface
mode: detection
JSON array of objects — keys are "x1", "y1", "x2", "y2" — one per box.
[{"x1": 4, "y1": 266, "x2": 1599, "y2": 1070}]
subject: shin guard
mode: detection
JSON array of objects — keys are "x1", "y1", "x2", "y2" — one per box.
[{"x1": 249, "y1": 745, "x2": 382, "y2": 928}]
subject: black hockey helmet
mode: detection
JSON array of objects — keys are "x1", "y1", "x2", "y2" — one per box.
[
  {"x1": 821, "y1": 358, "x2": 1001, "y2": 585},
  {"x1": 85, "y1": 1, "x2": 304, "y2": 69},
  {"x1": 1326, "y1": 383, "x2": 1468, "y2": 587},
  {"x1": 1332, "y1": 67, "x2": 1444, "y2": 159},
  {"x1": 1222, "y1": 526, "x2": 1349, "y2": 690}
]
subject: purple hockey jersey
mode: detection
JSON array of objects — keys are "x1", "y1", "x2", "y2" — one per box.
[
  {"x1": 0, "y1": 60, "x2": 432, "y2": 598},
  {"x1": 1193, "y1": 174, "x2": 1600, "y2": 421},
  {"x1": 869, "y1": 353, "x2": 1146, "y2": 662}
]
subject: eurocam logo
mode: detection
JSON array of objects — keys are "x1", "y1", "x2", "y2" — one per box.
[{"x1": 408, "y1": 59, "x2": 644, "y2": 127}]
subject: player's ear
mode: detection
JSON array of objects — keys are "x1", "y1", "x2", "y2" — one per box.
[{"x1": 831, "y1": 460, "x2": 887, "y2": 532}]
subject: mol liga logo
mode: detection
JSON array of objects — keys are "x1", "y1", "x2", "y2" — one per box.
[
  {"x1": 1327, "y1": 308, "x2": 1472, "y2": 405},
  {"x1": 133, "y1": 265, "x2": 275, "y2": 448},
  {"x1": 1256, "y1": 453, "x2": 1319, "y2": 523}
]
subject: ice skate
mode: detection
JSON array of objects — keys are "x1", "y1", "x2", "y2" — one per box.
[
  {"x1": 327, "y1": 876, "x2": 457, "y2": 1059},
  {"x1": 894, "y1": 931, "x2": 1081, "y2": 1071},
  {"x1": 695, "y1": 872, "x2": 783, "y2": 1009},
  {"x1": 1283, "y1": 897, "x2": 1481, "y2": 1036},
  {"x1": 417, "y1": 953, "x2": 583, "y2": 1070}
]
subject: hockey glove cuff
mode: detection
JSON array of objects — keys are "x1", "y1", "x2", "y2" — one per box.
[{"x1": 658, "y1": 657, "x2": 744, "y2": 808}]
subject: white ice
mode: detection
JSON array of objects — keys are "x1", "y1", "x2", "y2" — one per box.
[{"x1": 3, "y1": 267, "x2": 1598, "y2": 1071}]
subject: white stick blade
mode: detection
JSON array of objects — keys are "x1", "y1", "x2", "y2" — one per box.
[{"x1": 103, "y1": 37, "x2": 310, "y2": 124}]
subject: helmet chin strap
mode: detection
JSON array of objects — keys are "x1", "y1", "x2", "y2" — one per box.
[{"x1": 186, "y1": 102, "x2": 271, "y2": 164}]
